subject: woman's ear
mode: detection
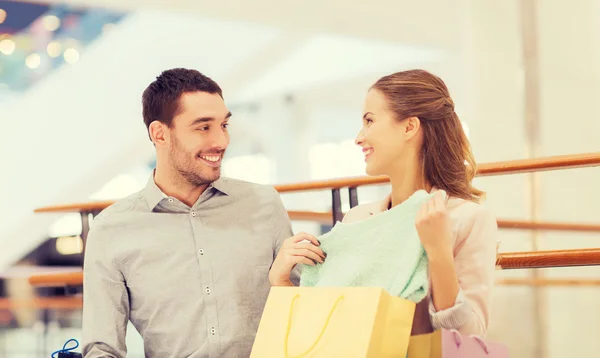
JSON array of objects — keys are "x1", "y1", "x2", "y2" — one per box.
[{"x1": 404, "y1": 116, "x2": 421, "y2": 141}]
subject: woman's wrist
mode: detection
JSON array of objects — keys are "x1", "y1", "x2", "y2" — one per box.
[
  {"x1": 270, "y1": 277, "x2": 295, "y2": 287},
  {"x1": 427, "y1": 245, "x2": 459, "y2": 311},
  {"x1": 424, "y1": 244, "x2": 454, "y2": 263},
  {"x1": 268, "y1": 265, "x2": 295, "y2": 287}
]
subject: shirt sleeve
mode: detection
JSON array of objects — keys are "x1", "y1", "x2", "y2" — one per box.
[
  {"x1": 269, "y1": 188, "x2": 301, "y2": 285},
  {"x1": 82, "y1": 221, "x2": 130, "y2": 357},
  {"x1": 428, "y1": 205, "x2": 498, "y2": 337}
]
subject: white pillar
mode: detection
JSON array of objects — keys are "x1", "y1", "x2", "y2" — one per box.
[
  {"x1": 536, "y1": 1, "x2": 600, "y2": 358},
  {"x1": 454, "y1": 1, "x2": 600, "y2": 357},
  {"x1": 454, "y1": 1, "x2": 543, "y2": 357},
  {"x1": 257, "y1": 94, "x2": 322, "y2": 235}
]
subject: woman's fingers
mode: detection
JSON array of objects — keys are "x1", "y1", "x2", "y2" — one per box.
[
  {"x1": 299, "y1": 257, "x2": 316, "y2": 266},
  {"x1": 296, "y1": 242, "x2": 326, "y2": 259},
  {"x1": 290, "y1": 232, "x2": 320, "y2": 246},
  {"x1": 287, "y1": 248, "x2": 324, "y2": 264}
]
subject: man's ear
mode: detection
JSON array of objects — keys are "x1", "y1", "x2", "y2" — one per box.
[
  {"x1": 149, "y1": 121, "x2": 168, "y2": 145},
  {"x1": 404, "y1": 116, "x2": 421, "y2": 141}
]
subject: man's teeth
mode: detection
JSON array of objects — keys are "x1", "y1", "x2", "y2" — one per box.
[
  {"x1": 364, "y1": 149, "x2": 374, "y2": 156},
  {"x1": 201, "y1": 155, "x2": 220, "y2": 162}
]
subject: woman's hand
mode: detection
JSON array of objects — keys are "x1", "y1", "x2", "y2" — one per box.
[
  {"x1": 416, "y1": 189, "x2": 460, "y2": 312},
  {"x1": 415, "y1": 190, "x2": 453, "y2": 257},
  {"x1": 269, "y1": 232, "x2": 326, "y2": 286}
]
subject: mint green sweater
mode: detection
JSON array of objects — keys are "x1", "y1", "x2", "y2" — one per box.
[{"x1": 300, "y1": 190, "x2": 432, "y2": 303}]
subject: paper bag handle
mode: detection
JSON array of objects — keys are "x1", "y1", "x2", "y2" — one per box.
[
  {"x1": 284, "y1": 294, "x2": 344, "y2": 358},
  {"x1": 450, "y1": 329, "x2": 490, "y2": 354}
]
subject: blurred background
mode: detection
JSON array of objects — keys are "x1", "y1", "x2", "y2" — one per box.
[{"x1": 0, "y1": 0, "x2": 599, "y2": 357}]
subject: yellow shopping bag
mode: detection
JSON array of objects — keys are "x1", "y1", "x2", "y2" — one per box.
[{"x1": 250, "y1": 286, "x2": 416, "y2": 358}]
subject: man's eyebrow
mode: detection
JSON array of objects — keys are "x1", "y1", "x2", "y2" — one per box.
[
  {"x1": 190, "y1": 112, "x2": 232, "y2": 126},
  {"x1": 190, "y1": 117, "x2": 215, "y2": 126}
]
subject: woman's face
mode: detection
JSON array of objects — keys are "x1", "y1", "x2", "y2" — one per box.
[{"x1": 355, "y1": 89, "x2": 412, "y2": 176}]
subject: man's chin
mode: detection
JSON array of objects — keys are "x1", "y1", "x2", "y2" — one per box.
[
  {"x1": 197, "y1": 168, "x2": 221, "y2": 183},
  {"x1": 178, "y1": 167, "x2": 221, "y2": 187}
]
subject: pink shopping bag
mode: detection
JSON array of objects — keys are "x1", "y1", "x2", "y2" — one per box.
[{"x1": 407, "y1": 329, "x2": 509, "y2": 357}]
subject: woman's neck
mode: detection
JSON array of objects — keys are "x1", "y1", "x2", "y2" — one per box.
[{"x1": 388, "y1": 161, "x2": 431, "y2": 208}]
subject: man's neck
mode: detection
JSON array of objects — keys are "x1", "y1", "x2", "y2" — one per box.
[{"x1": 153, "y1": 167, "x2": 209, "y2": 208}]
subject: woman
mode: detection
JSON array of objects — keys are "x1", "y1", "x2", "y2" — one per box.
[{"x1": 269, "y1": 69, "x2": 498, "y2": 337}]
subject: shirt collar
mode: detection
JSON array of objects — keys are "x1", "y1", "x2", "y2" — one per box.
[
  {"x1": 209, "y1": 177, "x2": 230, "y2": 196},
  {"x1": 143, "y1": 172, "x2": 230, "y2": 210},
  {"x1": 143, "y1": 174, "x2": 167, "y2": 210}
]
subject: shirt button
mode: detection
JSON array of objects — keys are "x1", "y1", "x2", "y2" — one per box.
[
  {"x1": 210, "y1": 327, "x2": 216, "y2": 335},
  {"x1": 191, "y1": 211, "x2": 196, "y2": 217},
  {"x1": 206, "y1": 287, "x2": 211, "y2": 294},
  {"x1": 168, "y1": 198, "x2": 174, "y2": 203},
  {"x1": 198, "y1": 249, "x2": 204, "y2": 255}
]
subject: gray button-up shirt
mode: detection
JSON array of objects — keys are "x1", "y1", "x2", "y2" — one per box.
[{"x1": 82, "y1": 175, "x2": 298, "y2": 357}]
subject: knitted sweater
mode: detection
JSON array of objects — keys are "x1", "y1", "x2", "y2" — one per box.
[{"x1": 300, "y1": 190, "x2": 432, "y2": 303}]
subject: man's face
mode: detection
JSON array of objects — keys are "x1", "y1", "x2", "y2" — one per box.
[{"x1": 167, "y1": 91, "x2": 231, "y2": 186}]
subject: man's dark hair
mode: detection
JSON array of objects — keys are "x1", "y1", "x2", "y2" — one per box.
[{"x1": 142, "y1": 68, "x2": 223, "y2": 132}]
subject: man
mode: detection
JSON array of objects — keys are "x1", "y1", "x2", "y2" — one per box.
[{"x1": 82, "y1": 68, "x2": 313, "y2": 357}]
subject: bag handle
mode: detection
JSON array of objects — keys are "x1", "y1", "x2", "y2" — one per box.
[
  {"x1": 450, "y1": 329, "x2": 490, "y2": 354},
  {"x1": 470, "y1": 336, "x2": 490, "y2": 353},
  {"x1": 284, "y1": 294, "x2": 344, "y2": 358}
]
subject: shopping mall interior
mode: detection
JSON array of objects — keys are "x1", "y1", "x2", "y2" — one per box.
[{"x1": 0, "y1": 0, "x2": 599, "y2": 357}]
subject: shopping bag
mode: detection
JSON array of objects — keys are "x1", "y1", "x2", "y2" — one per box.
[
  {"x1": 250, "y1": 286, "x2": 416, "y2": 358},
  {"x1": 407, "y1": 329, "x2": 510, "y2": 358}
]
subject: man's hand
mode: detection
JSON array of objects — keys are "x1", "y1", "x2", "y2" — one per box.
[{"x1": 269, "y1": 232, "x2": 326, "y2": 286}]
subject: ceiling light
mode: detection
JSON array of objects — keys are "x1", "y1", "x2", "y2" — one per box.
[
  {"x1": 63, "y1": 48, "x2": 79, "y2": 64},
  {"x1": 47, "y1": 41, "x2": 62, "y2": 57},
  {"x1": 26, "y1": 53, "x2": 41, "y2": 69},
  {"x1": 0, "y1": 38, "x2": 15, "y2": 55},
  {"x1": 42, "y1": 15, "x2": 61, "y2": 32}
]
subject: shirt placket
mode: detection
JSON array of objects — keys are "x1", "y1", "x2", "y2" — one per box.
[{"x1": 190, "y1": 200, "x2": 220, "y2": 357}]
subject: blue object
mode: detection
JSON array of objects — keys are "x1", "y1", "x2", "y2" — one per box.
[{"x1": 51, "y1": 338, "x2": 82, "y2": 358}]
